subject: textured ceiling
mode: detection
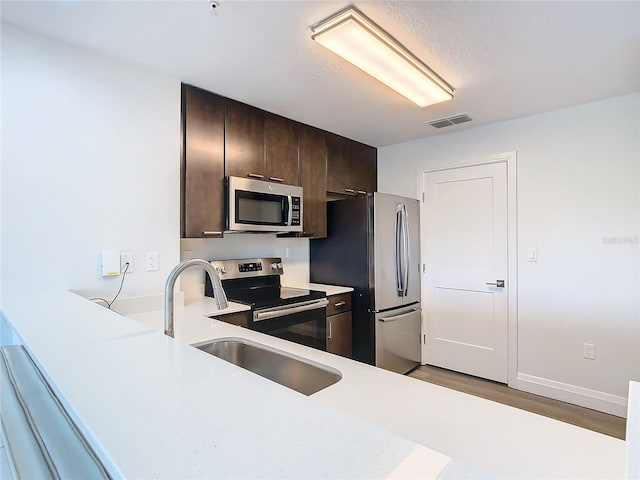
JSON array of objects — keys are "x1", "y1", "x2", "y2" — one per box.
[{"x1": 2, "y1": 1, "x2": 639, "y2": 147}]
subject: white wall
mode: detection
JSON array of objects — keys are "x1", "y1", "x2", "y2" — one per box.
[
  {"x1": 379, "y1": 94, "x2": 640, "y2": 414},
  {"x1": 1, "y1": 24, "x2": 181, "y2": 300},
  {"x1": 0, "y1": 24, "x2": 311, "y2": 306}
]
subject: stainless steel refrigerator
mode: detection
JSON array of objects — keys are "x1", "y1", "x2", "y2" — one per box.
[{"x1": 310, "y1": 192, "x2": 421, "y2": 374}]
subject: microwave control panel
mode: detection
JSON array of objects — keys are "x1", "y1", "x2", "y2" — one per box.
[{"x1": 291, "y1": 196, "x2": 301, "y2": 226}]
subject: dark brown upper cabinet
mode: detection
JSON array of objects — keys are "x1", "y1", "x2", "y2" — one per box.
[
  {"x1": 265, "y1": 113, "x2": 299, "y2": 185},
  {"x1": 351, "y1": 140, "x2": 377, "y2": 194},
  {"x1": 225, "y1": 102, "x2": 301, "y2": 185},
  {"x1": 326, "y1": 132, "x2": 377, "y2": 196},
  {"x1": 181, "y1": 84, "x2": 225, "y2": 238},
  {"x1": 181, "y1": 84, "x2": 376, "y2": 239},
  {"x1": 224, "y1": 99, "x2": 266, "y2": 180},
  {"x1": 298, "y1": 124, "x2": 327, "y2": 238},
  {"x1": 326, "y1": 133, "x2": 352, "y2": 194}
]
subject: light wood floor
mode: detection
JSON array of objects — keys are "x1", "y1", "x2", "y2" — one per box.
[{"x1": 408, "y1": 365, "x2": 627, "y2": 440}]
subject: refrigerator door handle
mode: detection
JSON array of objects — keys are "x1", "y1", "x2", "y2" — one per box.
[
  {"x1": 379, "y1": 307, "x2": 419, "y2": 322},
  {"x1": 401, "y1": 204, "x2": 410, "y2": 297},
  {"x1": 395, "y1": 204, "x2": 404, "y2": 296}
]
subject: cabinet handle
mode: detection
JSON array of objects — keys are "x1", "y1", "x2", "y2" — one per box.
[
  {"x1": 268, "y1": 177, "x2": 284, "y2": 182},
  {"x1": 356, "y1": 190, "x2": 367, "y2": 195},
  {"x1": 344, "y1": 188, "x2": 356, "y2": 194},
  {"x1": 328, "y1": 320, "x2": 332, "y2": 339},
  {"x1": 202, "y1": 231, "x2": 223, "y2": 236},
  {"x1": 333, "y1": 301, "x2": 346, "y2": 307},
  {"x1": 247, "y1": 173, "x2": 264, "y2": 179}
]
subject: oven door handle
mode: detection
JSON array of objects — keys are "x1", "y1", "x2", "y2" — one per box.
[{"x1": 254, "y1": 298, "x2": 329, "y2": 322}]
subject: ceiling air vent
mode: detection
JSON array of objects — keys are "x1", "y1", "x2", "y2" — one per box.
[{"x1": 427, "y1": 113, "x2": 472, "y2": 129}]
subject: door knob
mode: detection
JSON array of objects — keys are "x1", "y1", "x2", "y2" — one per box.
[{"x1": 486, "y1": 280, "x2": 505, "y2": 288}]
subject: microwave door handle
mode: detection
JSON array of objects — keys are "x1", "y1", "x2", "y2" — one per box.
[{"x1": 286, "y1": 195, "x2": 293, "y2": 226}]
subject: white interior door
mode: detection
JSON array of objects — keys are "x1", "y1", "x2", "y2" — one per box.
[{"x1": 422, "y1": 162, "x2": 508, "y2": 383}]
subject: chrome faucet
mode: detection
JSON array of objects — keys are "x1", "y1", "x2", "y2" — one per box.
[{"x1": 164, "y1": 258, "x2": 228, "y2": 337}]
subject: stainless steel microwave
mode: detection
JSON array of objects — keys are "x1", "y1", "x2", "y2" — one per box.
[{"x1": 225, "y1": 176, "x2": 303, "y2": 233}]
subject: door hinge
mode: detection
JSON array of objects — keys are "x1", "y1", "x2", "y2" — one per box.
[
  {"x1": 423, "y1": 334, "x2": 426, "y2": 344},
  {"x1": 422, "y1": 263, "x2": 426, "y2": 274},
  {"x1": 421, "y1": 192, "x2": 425, "y2": 202}
]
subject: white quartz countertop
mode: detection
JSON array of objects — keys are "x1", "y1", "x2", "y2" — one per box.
[
  {"x1": 2, "y1": 292, "x2": 628, "y2": 479},
  {"x1": 129, "y1": 297, "x2": 626, "y2": 479},
  {"x1": 2, "y1": 292, "x2": 451, "y2": 479},
  {"x1": 288, "y1": 283, "x2": 354, "y2": 296}
]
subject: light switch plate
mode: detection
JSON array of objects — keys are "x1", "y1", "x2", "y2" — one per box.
[
  {"x1": 527, "y1": 248, "x2": 537, "y2": 262},
  {"x1": 583, "y1": 343, "x2": 595, "y2": 360}
]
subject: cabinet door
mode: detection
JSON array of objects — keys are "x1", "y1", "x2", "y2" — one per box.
[
  {"x1": 351, "y1": 142, "x2": 377, "y2": 194},
  {"x1": 182, "y1": 84, "x2": 225, "y2": 238},
  {"x1": 326, "y1": 132, "x2": 354, "y2": 195},
  {"x1": 225, "y1": 100, "x2": 265, "y2": 180},
  {"x1": 299, "y1": 125, "x2": 327, "y2": 238},
  {"x1": 327, "y1": 312, "x2": 352, "y2": 358},
  {"x1": 327, "y1": 133, "x2": 377, "y2": 196},
  {"x1": 265, "y1": 113, "x2": 299, "y2": 185}
]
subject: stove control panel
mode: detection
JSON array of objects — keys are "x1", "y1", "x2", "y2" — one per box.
[
  {"x1": 210, "y1": 257, "x2": 284, "y2": 278},
  {"x1": 238, "y1": 262, "x2": 263, "y2": 273}
]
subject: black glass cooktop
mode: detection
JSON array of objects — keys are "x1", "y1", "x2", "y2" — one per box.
[
  {"x1": 225, "y1": 285, "x2": 326, "y2": 310},
  {"x1": 205, "y1": 274, "x2": 325, "y2": 310}
]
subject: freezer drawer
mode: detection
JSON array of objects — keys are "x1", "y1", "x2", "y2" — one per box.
[{"x1": 374, "y1": 304, "x2": 421, "y2": 374}]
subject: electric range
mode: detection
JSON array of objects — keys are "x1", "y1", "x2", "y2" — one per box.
[{"x1": 205, "y1": 258, "x2": 328, "y2": 350}]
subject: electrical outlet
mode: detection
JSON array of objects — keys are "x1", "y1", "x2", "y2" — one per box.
[
  {"x1": 583, "y1": 343, "x2": 595, "y2": 360},
  {"x1": 120, "y1": 252, "x2": 134, "y2": 273},
  {"x1": 146, "y1": 252, "x2": 159, "y2": 271}
]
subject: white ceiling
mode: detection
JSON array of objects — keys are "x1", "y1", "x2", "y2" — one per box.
[{"x1": 2, "y1": 1, "x2": 639, "y2": 147}]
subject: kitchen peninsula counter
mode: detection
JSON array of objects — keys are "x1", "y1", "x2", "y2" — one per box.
[
  {"x1": 1, "y1": 291, "x2": 628, "y2": 479},
  {"x1": 1, "y1": 291, "x2": 450, "y2": 479}
]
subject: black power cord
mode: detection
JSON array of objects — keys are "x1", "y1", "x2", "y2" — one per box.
[{"x1": 90, "y1": 262, "x2": 130, "y2": 309}]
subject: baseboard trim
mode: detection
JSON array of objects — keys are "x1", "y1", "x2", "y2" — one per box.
[{"x1": 516, "y1": 373, "x2": 628, "y2": 418}]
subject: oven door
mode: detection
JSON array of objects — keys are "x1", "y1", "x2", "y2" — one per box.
[
  {"x1": 251, "y1": 298, "x2": 329, "y2": 351},
  {"x1": 234, "y1": 189, "x2": 289, "y2": 228}
]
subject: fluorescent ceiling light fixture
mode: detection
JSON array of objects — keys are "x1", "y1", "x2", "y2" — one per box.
[{"x1": 311, "y1": 6, "x2": 454, "y2": 107}]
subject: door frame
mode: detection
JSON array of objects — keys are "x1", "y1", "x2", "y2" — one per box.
[{"x1": 418, "y1": 151, "x2": 518, "y2": 387}]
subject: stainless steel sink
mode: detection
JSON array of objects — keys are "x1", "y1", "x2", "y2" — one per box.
[{"x1": 192, "y1": 337, "x2": 341, "y2": 395}]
